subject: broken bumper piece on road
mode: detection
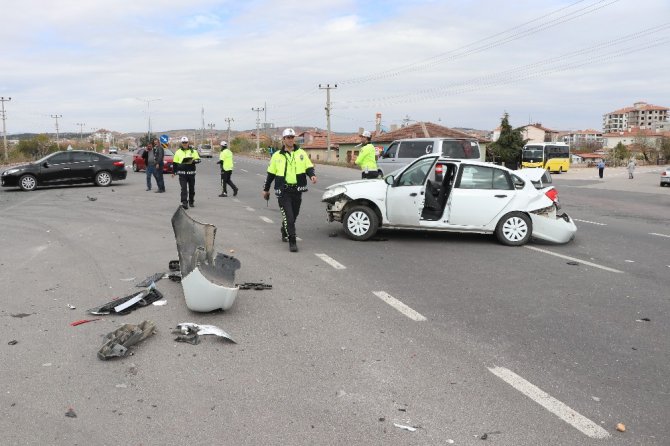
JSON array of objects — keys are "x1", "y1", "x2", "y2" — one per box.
[
  {"x1": 173, "y1": 322, "x2": 236, "y2": 344},
  {"x1": 171, "y1": 206, "x2": 241, "y2": 312},
  {"x1": 97, "y1": 320, "x2": 157, "y2": 360}
]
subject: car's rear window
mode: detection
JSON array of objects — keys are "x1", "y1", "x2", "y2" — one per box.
[{"x1": 398, "y1": 141, "x2": 434, "y2": 158}]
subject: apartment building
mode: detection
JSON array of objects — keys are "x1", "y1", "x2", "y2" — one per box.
[
  {"x1": 602, "y1": 101, "x2": 669, "y2": 133},
  {"x1": 562, "y1": 129, "x2": 604, "y2": 149}
]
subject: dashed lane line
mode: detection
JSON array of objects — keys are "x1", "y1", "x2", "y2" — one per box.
[
  {"x1": 260, "y1": 216, "x2": 273, "y2": 224},
  {"x1": 315, "y1": 253, "x2": 346, "y2": 270},
  {"x1": 524, "y1": 246, "x2": 623, "y2": 273},
  {"x1": 488, "y1": 366, "x2": 610, "y2": 439},
  {"x1": 649, "y1": 232, "x2": 670, "y2": 238},
  {"x1": 372, "y1": 291, "x2": 427, "y2": 322},
  {"x1": 573, "y1": 219, "x2": 607, "y2": 226}
]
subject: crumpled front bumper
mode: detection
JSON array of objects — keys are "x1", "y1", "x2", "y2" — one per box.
[{"x1": 530, "y1": 209, "x2": 577, "y2": 244}]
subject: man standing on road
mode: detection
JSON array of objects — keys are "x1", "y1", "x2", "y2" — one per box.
[
  {"x1": 627, "y1": 159, "x2": 636, "y2": 179},
  {"x1": 355, "y1": 130, "x2": 379, "y2": 179},
  {"x1": 142, "y1": 141, "x2": 157, "y2": 191},
  {"x1": 262, "y1": 128, "x2": 317, "y2": 252},
  {"x1": 152, "y1": 137, "x2": 166, "y2": 193},
  {"x1": 217, "y1": 141, "x2": 238, "y2": 197},
  {"x1": 172, "y1": 136, "x2": 201, "y2": 209},
  {"x1": 597, "y1": 160, "x2": 606, "y2": 179}
]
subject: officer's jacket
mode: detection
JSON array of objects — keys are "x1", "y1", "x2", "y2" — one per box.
[
  {"x1": 263, "y1": 146, "x2": 315, "y2": 194},
  {"x1": 355, "y1": 143, "x2": 378, "y2": 171},
  {"x1": 219, "y1": 148, "x2": 234, "y2": 172},
  {"x1": 173, "y1": 147, "x2": 201, "y2": 175}
]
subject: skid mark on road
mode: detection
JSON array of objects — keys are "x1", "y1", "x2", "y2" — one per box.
[
  {"x1": 372, "y1": 291, "x2": 427, "y2": 321},
  {"x1": 524, "y1": 246, "x2": 623, "y2": 273},
  {"x1": 488, "y1": 366, "x2": 610, "y2": 439},
  {"x1": 315, "y1": 253, "x2": 346, "y2": 270}
]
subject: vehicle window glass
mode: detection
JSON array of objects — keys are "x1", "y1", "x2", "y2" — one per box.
[
  {"x1": 511, "y1": 174, "x2": 525, "y2": 189},
  {"x1": 91, "y1": 154, "x2": 102, "y2": 162},
  {"x1": 381, "y1": 142, "x2": 398, "y2": 159},
  {"x1": 398, "y1": 141, "x2": 433, "y2": 159},
  {"x1": 48, "y1": 153, "x2": 71, "y2": 164},
  {"x1": 442, "y1": 140, "x2": 480, "y2": 159},
  {"x1": 164, "y1": 148, "x2": 174, "y2": 156},
  {"x1": 71, "y1": 152, "x2": 92, "y2": 163},
  {"x1": 396, "y1": 157, "x2": 435, "y2": 186},
  {"x1": 457, "y1": 165, "x2": 511, "y2": 190}
]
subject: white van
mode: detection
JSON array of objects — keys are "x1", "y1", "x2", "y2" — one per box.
[{"x1": 377, "y1": 138, "x2": 483, "y2": 175}]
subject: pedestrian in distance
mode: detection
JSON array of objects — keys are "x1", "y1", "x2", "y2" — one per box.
[
  {"x1": 627, "y1": 159, "x2": 636, "y2": 179},
  {"x1": 152, "y1": 137, "x2": 166, "y2": 193},
  {"x1": 142, "y1": 141, "x2": 157, "y2": 191},
  {"x1": 172, "y1": 136, "x2": 201, "y2": 209},
  {"x1": 597, "y1": 160, "x2": 606, "y2": 179},
  {"x1": 262, "y1": 128, "x2": 317, "y2": 253},
  {"x1": 217, "y1": 141, "x2": 238, "y2": 197},
  {"x1": 355, "y1": 130, "x2": 380, "y2": 179}
]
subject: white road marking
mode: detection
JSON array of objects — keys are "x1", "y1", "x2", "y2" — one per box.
[
  {"x1": 259, "y1": 216, "x2": 273, "y2": 224},
  {"x1": 245, "y1": 206, "x2": 255, "y2": 212},
  {"x1": 240, "y1": 169, "x2": 248, "y2": 172},
  {"x1": 372, "y1": 291, "x2": 427, "y2": 322},
  {"x1": 488, "y1": 366, "x2": 610, "y2": 439},
  {"x1": 315, "y1": 253, "x2": 346, "y2": 270},
  {"x1": 649, "y1": 232, "x2": 670, "y2": 238},
  {"x1": 573, "y1": 219, "x2": 607, "y2": 226},
  {"x1": 524, "y1": 246, "x2": 623, "y2": 273}
]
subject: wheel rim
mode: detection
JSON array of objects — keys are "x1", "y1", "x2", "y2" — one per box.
[
  {"x1": 347, "y1": 211, "x2": 371, "y2": 236},
  {"x1": 21, "y1": 176, "x2": 35, "y2": 190},
  {"x1": 97, "y1": 172, "x2": 111, "y2": 185},
  {"x1": 502, "y1": 216, "x2": 528, "y2": 242}
]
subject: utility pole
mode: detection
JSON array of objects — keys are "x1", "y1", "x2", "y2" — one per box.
[
  {"x1": 136, "y1": 98, "x2": 161, "y2": 144},
  {"x1": 51, "y1": 114, "x2": 62, "y2": 148},
  {"x1": 201, "y1": 106, "x2": 205, "y2": 147},
  {"x1": 1, "y1": 97, "x2": 11, "y2": 161},
  {"x1": 75, "y1": 122, "x2": 85, "y2": 145},
  {"x1": 225, "y1": 117, "x2": 234, "y2": 144},
  {"x1": 319, "y1": 84, "x2": 337, "y2": 162},
  {"x1": 207, "y1": 122, "x2": 215, "y2": 147},
  {"x1": 251, "y1": 107, "x2": 265, "y2": 153}
]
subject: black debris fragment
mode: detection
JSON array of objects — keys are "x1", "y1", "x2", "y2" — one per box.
[
  {"x1": 135, "y1": 272, "x2": 165, "y2": 288},
  {"x1": 236, "y1": 282, "x2": 272, "y2": 290},
  {"x1": 168, "y1": 260, "x2": 180, "y2": 271},
  {"x1": 480, "y1": 433, "x2": 488, "y2": 440},
  {"x1": 10, "y1": 313, "x2": 31, "y2": 318},
  {"x1": 8, "y1": 340, "x2": 18, "y2": 345},
  {"x1": 86, "y1": 196, "x2": 97, "y2": 201},
  {"x1": 65, "y1": 408, "x2": 77, "y2": 418},
  {"x1": 175, "y1": 333, "x2": 201, "y2": 345},
  {"x1": 566, "y1": 261, "x2": 579, "y2": 266},
  {"x1": 167, "y1": 273, "x2": 182, "y2": 282},
  {"x1": 636, "y1": 318, "x2": 651, "y2": 322},
  {"x1": 88, "y1": 286, "x2": 164, "y2": 315}
]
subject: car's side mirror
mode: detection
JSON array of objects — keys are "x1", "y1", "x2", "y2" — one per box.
[
  {"x1": 42, "y1": 162, "x2": 50, "y2": 168},
  {"x1": 385, "y1": 175, "x2": 394, "y2": 185}
]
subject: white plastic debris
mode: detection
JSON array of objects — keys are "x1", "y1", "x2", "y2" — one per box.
[
  {"x1": 67, "y1": 304, "x2": 76, "y2": 310},
  {"x1": 393, "y1": 423, "x2": 416, "y2": 432},
  {"x1": 152, "y1": 300, "x2": 167, "y2": 306},
  {"x1": 176, "y1": 323, "x2": 236, "y2": 343}
]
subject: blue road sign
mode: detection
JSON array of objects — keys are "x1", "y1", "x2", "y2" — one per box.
[{"x1": 160, "y1": 134, "x2": 169, "y2": 144}]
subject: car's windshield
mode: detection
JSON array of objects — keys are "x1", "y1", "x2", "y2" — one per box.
[{"x1": 165, "y1": 148, "x2": 174, "y2": 156}]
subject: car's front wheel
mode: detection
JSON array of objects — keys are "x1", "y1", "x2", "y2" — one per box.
[
  {"x1": 496, "y1": 212, "x2": 532, "y2": 246},
  {"x1": 19, "y1": 174, "x2": 37, "y2": 191},
  {"x1": 343, "y1": 205, "x2": 379, "y2": 241},
  {"x1": 95, "y1": 171, "x2": 112, "y2": 187}
]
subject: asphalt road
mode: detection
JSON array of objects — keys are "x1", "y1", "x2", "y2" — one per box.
[{"x1": 0, "y1": 154, "x2": 668, "y2": 445}]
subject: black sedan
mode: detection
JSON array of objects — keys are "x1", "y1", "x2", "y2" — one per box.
[{"x1": 1, "y1": 150, "x2": 127, "y2": 191}]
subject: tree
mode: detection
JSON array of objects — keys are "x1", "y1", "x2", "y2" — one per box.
[
  {"x1": 16, "y1": 134, "x2": 58, "y2": 159},
  {"x1": 612, "y1": 142, "x2": 630, "y2": 163},
  {"x1": 489, "y1": 113, "x2": 526, "y2": 167},
  {"x1": 230, "y1": 136, "x2": 256, "y2": 153},
  {"x1": 659, "y1": 137, "x2": 670, "y2": 162},
  {"x1": 139, "y1": 133, "x2": 157, "y2": 147}
]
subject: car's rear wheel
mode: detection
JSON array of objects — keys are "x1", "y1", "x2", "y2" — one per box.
[
  {"x1": 95, "y1": 171, "x2": 112, "y2": 187},
  {"x1": 19, "y1": 174, "x2": 37, "y2": 191},
  {"x1": 343, "y1": 205, "x2": 379, "y2": 241},
  {"x1": 132, "y1": 162, "x2": 139, "y2": 172},
  {"x1": 496, "y1": 212, "x2": 532, "y2": 246}
]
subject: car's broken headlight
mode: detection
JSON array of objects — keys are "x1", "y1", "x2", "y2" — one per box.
[{"x1": 322, "y1": 185, "x2": 347, "y2": 201}]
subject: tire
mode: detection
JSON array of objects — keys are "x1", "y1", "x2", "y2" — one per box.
[
  {"x1": 95, "y1": 171, "x2": 112, "y2": 187},
  {"x1": 495, "y1": 211, "x2": 532, "y2": 246},
  {"x1": 343, "y1": 205, "x2": 379, "y2": 241},
  {"x1": 132, "y1": 162, "x2": 139, "y2": 172},
  {"x1": 19, "y1": 174, "x2": 37, "y2": 191}
]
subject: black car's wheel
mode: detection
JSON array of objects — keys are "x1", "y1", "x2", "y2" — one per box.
[
  {"x1": 19, "y1": 174, "x2": 37, "y2": 191},
  {"x1": 132, "y1": 162, "x2": 139, "y2": 172},
  {"x1": 495, "y1": 212, "x2": 532, "y2": 246},
  {"x1": 343, "y1": 205, "x2": 379, "y2": 241},
  {"x1": 95, "y1": 171, "x2": 112, "y2": 187}
]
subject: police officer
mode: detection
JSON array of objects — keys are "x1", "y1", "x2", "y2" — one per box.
[
  {"x1": 217, "y1": 141, "x2": 238, "y2": 197},
  {"x1": 355, "y1": 130, "x2": 379, "y2": 179},
  {"x1": 172, "y1": 136, "x2": 201, "y2": 209},
  {"x1": 262, "y1": 128, "x2": 317, "y2": 252}
]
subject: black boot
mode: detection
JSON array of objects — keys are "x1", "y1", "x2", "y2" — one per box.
[
  {"x1": 181, "y1": 202, "x2": 188, "y2": 209},
  {"x1": 233, "y1": 188, "x2": 238, "y2": 197},
  {"x1": 288, "y1": 236, "x2": 298, "y2": 252},
  {"x1": 189, "y1": 201, "x2": 195, "y2": 207}
]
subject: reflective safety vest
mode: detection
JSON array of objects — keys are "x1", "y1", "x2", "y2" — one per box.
[
  {"x1": 219, "y1": 148, "x2": 234, "y2": 171},
  {"x1": 173, "y1": 148, "x2": 201, "y2": 175},
  {"x1": 355, "y1": 143, "x2": 378, "y2": 172},
  {"x1": 263, "y1": 147, "x2": 315, "y2": 194}
]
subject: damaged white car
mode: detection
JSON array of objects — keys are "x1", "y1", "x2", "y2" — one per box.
[{"x1": 322, "y1": 155, "x2": 576, "y2": 246}]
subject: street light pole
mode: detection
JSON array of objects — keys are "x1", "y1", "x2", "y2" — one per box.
[
  {"x1": 207, "y1": 122, "x2": 215, "y2": 148},
  {"x1": 1, "y1": 97, "x2": 11, "y2": 161},
  {"x1": 319, "y1": 84, "x2": 337, "y2": 162},
  {"x1": 137, "y1": 98, "x2": 161, "y2": 144},
  {"x1": 251, "y1": 107, "x2": 264, "y2": 153},
  {"x1": 75, "y1": 122, "x2": 85, "y2": 146},
  {"x1": 225, "y1": 117, "x2": 234, "y2": 144},
  {"x1": 51, "y1": 114, "x2": 62, "y2": 148}
]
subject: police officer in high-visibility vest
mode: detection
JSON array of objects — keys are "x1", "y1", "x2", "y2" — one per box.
[
  {"x1": 172, "y1": 136, "x2": 201, "y2": 209},
  {"x1": 217, "y1": 141, "x2": 238, "y2": 197},
  {"x1": 262, "y1": 128, "x2": 317, "y2": 252},
  {"x1": 355, "y1": 130, "x2": 379, "y2": 179}
]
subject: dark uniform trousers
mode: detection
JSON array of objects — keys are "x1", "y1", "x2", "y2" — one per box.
[
  {"x1": 220, "y1": 170, "x2": 237, "y2": 194},
  {"x1": 179, "y1": 174, "x2": 196, "y2": 204},
  {"x1": 362, "y1": 170, "x2": 380, "y2": 179},
  {"x1": 278, "y1": 188, "x2": 302, "y2": 238}
]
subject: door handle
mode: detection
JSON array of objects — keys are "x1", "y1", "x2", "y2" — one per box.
[
  {"x1": 63, "y1": 167, "x2": 71, "y2": 170},
  {"x1": 494, "y1": 194, "x2": 507, "y2": 198},
  {"x1": 409, "y1": 192, "x2": 417, "y2": 196}
]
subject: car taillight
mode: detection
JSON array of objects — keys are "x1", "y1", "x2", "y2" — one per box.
[
  {"x1": 435, "y1": 164, "x2": 444, "y2": 175},
  {"x1": 113, "y1": 161, "x2": 125, "y2": 167},
  {"x1": 545, "y1": 188, "x2": 559, "y2": 202}
]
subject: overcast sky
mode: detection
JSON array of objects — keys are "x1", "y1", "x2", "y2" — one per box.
[{"x1": 2, "y1": 0, "x2": 669, "y2": 135}]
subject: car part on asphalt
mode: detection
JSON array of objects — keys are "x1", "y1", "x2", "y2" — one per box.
[
  {"x1": 87, "y1": 285, "x2": 164, "y2": 315},
  {"x1": 236, "y1": 282, "x2": 272, "y2": 290},
  {"x1": 171, "y1": 206, "x2": 241, "y2": 312},
  {"x1": 8, "y1": 340, "x2": 18, "y2": 345},
  {"x1": 135, "y1": 272, "x2": 165, "y2": 287},
  {"x1": 168, "y1": 259, "x2": 180, "y2": 271},
  {"x1": 97, "y1": 320, "x2": 157, "y2": 360},
  {"x1": 70, "y1": 318, "x2": 101, "y2": 327},
  {"x1": 173, "y1": 322, "x2": 236, "y2": 344}
]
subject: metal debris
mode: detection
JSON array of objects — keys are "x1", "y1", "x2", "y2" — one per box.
[
  {"x1": 97, "y1": 320, "x2": 157, "y2": 360},
  {"x1": 67, "y1": 304, "x2": 76, "y2": 310},
  {"x1": 8, "y1": 340, "x2": 18, "y2": 345},
  {"x1": 393, "y1": 423, "x2": 416, "y2": 432},
  {"x1": 173, "y1": 322, "x2": 236, "y2": 344},
  {"x1": 236, "y1": 282, "x2": 272, "y2": 290},
  {"x1": 636, "y1": 318, "x2": 651, "y2": 322},
  {"x1": 86, "y1": 196, "x2": 97, "y2": 201},
  {"x1": 135, "y1": 272, "x2": 165, "y2": 288},
  {"x1": 87, "y1": 285, "x2": 164, "y2": 315},
  {"x1": 10, "y1": 313, "x2": 31, "y2": 318}
]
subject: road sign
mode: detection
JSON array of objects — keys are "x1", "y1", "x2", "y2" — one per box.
[{"x1": 160, "y1": 134, "x2": 169, "y2": 144}]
